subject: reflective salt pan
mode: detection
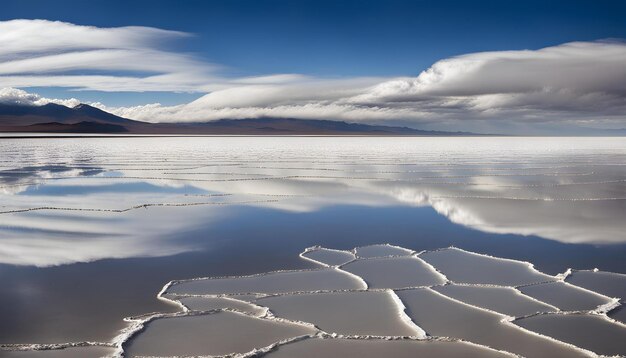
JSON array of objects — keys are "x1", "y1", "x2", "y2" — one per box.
[
  {"x1": 1, "y1": 346, "x2": 116, "y2": 358},
  {"x1": 355, "y1": 244, "x2": 414, "y2": 258},
  {"x1": 124, "y1": 311, "x2": 316, "y2": 357},
  {"x1": 341, "y1": 256, "x2": 446, "y2": 289},
  {"x1": 515, "y1": 314, "x2": 626, "y2": 356},
  {"x1": 566, "y1": 270, "x2": 626, "y2": 300},
  {"x1": 301, "y1": 247, "x2": 355, "y2": 266},
  {"x1": 397, "y1": 288, "x2": 588, "y2": 358},
  {"x1": 257, "y1": 290, "x2": 419, "y2": 336},
  {"x1": 262, "y1": 337, "x2": 509, "y2": 358},
  {"x1": 168, "y1": 268, "x2": 365, "y2": 295},
  {"x1": 179, "y1": 296, "x2": 265, "y2": 316},
  {"x1": 519, "y1": 282, "x2": 612, "y2": 311},
  {"x1": 433, "y1": 285, "x2": 557, "y2": 317},
  {"x1": 419, "y1": 248, "x2": 554, "y2": 286}
]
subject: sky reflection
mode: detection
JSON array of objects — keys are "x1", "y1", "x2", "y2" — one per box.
[{"x1": 0, "y1": 137, "x2": 624, "y2": 266}]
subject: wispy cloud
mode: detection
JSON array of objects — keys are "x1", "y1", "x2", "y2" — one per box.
[
  {"x1": 0, "y1": 19, "x2": 216, "y2": 91},
  {"x1": 1, "y1": 19, "x2": 625, "y2": 133}
]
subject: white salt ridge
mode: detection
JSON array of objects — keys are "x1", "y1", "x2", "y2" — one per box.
[{"x1": 179, "y1": 296, "x2": 267, "y2": 316}]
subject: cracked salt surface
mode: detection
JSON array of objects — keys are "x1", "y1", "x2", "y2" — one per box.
[{"x1": 7, "y1": 243, "x2": 626, "y2": 357}]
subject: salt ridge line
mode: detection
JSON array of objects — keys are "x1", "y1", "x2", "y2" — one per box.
[
  {"x1": 178, "y1": 295, "x2": 269, "y2": 318},
  {"x1": 388, "y1": 290, "x2": 428, "y2": 339},
  {"x1": 411, "y1": 253, "x2": 450, "y2": 283},
  {"x1": 0, "y1": 198, "x2": 281, "y2": 215}
]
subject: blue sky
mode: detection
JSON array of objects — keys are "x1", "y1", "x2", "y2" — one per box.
[{"x1": 1, "y1": 0, "x2": 626, "y2": 133}]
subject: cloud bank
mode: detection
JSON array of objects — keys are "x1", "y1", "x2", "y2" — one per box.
[{"x1": 1, "y1": 19, "x2": 625, "y2": 133}]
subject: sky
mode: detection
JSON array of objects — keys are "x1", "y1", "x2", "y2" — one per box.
[{"x1": 1, "y1": 0, "x2": 625, "y2": 134}]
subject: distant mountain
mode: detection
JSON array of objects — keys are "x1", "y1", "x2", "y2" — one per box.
[{"x1": 0, "y1": 103, "x2": 479, "y2": 135}]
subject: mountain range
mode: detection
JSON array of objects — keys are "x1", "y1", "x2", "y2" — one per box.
[{"x1": 0, "y1": 102, "x2": 478, "y2": 135}]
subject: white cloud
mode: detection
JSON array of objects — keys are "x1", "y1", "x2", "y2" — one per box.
[
  {"x1": 0, "y1": 87, "x2": 80, "y2": 107},
  {"x1": 97, "y1": 41, "x2": 626, "y2": 130},
  {"x1": 0, "y1": 19, "x2": 216, "y2": 92},
  {"x1": 1, "y1": 19, "x2": 626, "y2": 132}
]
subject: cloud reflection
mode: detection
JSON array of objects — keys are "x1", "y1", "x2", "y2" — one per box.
[{"x1": 0, "y1": 137, "x2": 624, "y2": 266}]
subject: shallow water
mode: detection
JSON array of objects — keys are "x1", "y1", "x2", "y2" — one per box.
[{"x1": 1, "y1": 136, "x2": 625, "y2": 356}]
